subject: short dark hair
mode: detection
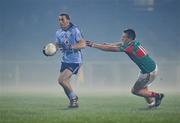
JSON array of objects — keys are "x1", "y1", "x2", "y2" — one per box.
[
  {"x1": 123, "y1": 29, "x2": 136, "y2": 40},
  {"x1": 60, "y1": 13, "x2": 70, "y2": 20}
]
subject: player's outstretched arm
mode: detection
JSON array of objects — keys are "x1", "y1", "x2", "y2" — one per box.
[
  {"x1": 93, "y1": 43, "x2": 120, "y2": 52},
  {"x1": 71, "y1": 39, "x2": 86, "y2": 49},
  {"x1": 103, "y1": 41, "x2": 122, "y2": 46},
  {"x1": 86, "y1": 41, "x2": 120, "y2": 52}
]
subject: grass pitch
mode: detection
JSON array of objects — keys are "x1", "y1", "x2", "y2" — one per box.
[{"x1": 0, "y1": 92, "x2": 180, "y2": 123}]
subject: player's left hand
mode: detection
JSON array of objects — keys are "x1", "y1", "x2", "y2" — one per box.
[{"x1": 63, "y1": 44, "x2": 72, "y2": 50}]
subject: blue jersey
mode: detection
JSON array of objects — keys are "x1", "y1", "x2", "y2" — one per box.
[{"x1": 55, "y1": 23, "x2": 83, "y2": 63}]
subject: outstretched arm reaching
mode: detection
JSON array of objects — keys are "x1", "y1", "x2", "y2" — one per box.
[
  {"x1": 103, "y1": 41, "x2": 122, "y2": 46},
  {"x1": 86, "y1": 41, "x2": 121, "y2": 52}
]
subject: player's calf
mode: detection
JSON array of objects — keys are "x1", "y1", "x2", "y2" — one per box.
[{"x1": 131, "y1": 88, "x2": 142, "y2": 96}]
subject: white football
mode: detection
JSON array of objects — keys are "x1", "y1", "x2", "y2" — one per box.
[{"x1": 43, "y1": 43, "x2": 57, "y2": 56}]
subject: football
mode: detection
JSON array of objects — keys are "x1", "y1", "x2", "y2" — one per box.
[{"x1": 43, "y1": 43, "x2": 57, "y2": 56}]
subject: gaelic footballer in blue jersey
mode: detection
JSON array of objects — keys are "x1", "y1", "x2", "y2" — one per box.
[
  {"x1": 86, "y1": 29, "x2": 164, "y2": 109},
  {"x1": 54, "y1": 13, "x2": 86, "y2": 108}
]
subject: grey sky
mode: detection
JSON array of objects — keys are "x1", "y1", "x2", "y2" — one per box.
[{"x1": 0, "y1": 0, "x2": 179, "y2": 61}]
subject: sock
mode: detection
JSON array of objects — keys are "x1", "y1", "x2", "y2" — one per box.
[
  {"x1": 149, "y1": 92, "x2": 159, "y2": 97},
  {"x1": 68, "y1": 92, "x2": 76, "y2": 100}
]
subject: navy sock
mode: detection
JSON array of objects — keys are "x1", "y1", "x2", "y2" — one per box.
[{"x1": 68, "y1": 92, "x2": 76, "y2": 100}]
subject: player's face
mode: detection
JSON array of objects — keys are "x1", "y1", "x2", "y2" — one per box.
[
  {"x1": 59, "y1": 16, "x2": 70, "y2": 29},
  {"x1": 121, "y1": 33, "x2": 131, "y2": 43}
]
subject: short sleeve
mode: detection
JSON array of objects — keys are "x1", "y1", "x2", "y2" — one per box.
[
  {"x1": 75, "y1": 28, "x2": 83, "y2": 42},
  {"x1": 55, "y1": 31, "x2": 60, "y2": 44},
  {"x1": 119, "y1": 42, "x2": 125, "y2": 52},
  {"x1": 119, "y1": 46, "x2": 125, "y2": 52}
]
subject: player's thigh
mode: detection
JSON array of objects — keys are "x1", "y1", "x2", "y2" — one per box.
[
  {"x1": 58, "y1": 69, "x2": 73, "y2": 83},
  {"x1": 145, "y1": 65, "x2": 158, "y2": 85},
  {"x1": 133, "y1": 71, "x2": 158, "y2": 91},
  {"x1": 148, "y1": 70, "x2": 158, "y2": 82}
]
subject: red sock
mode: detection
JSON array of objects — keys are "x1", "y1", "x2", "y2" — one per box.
[{"x1": 149, "y1": 92, "x2": 159, "y2": 97}]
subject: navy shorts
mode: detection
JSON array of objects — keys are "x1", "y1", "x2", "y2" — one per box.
[{"x1": 60, "y1": 62, "x2": 81, "y2": 74}]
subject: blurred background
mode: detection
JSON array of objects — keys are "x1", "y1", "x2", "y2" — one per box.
[{"x1": 0, "y1": 0, "x2": 180, "y2": 93}]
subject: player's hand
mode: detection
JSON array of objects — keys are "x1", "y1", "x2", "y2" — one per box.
[
  {"x1": 86, "y1": 40, "x2": 95, "y2": 47},
  {"x1": 63, "y1": 44, "x2": 72, "y2": 50}
]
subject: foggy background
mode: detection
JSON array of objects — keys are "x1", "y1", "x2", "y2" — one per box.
[{"x1": 0, "y1": 0, "x2": 180, "y2": 93}]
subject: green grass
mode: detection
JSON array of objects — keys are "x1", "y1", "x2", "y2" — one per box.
[{"x1": 0, "y1": 92, "x2": 180, "y2": 123}]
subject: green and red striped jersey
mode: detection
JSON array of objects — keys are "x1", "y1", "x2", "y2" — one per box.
[{"x1": 119, "y1": 41, "x2": 156, "y2": 74}]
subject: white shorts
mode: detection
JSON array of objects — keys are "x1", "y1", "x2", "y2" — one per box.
[{"x1": 133, "y1": 65, "x2": 158, "y2": 90}]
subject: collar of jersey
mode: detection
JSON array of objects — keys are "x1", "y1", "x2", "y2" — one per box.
[{"x1": 62, "y1": 23, "x2": 74, "y2": 31}]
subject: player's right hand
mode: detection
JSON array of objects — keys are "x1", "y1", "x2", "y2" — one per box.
[{"x1": 86, "y1": 40, "x2": 95, "y2": 47}]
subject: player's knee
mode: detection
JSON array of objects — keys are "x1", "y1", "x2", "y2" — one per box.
[
  {"x1": 58, "y1": 78, "x2": 64, "y2": 85},
  {"x1": 58, "y1": 81, "x2": 62, "y2": 85},
  {"x1": 131, "y1": 88, "x2": 135, "y2": 94}
]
